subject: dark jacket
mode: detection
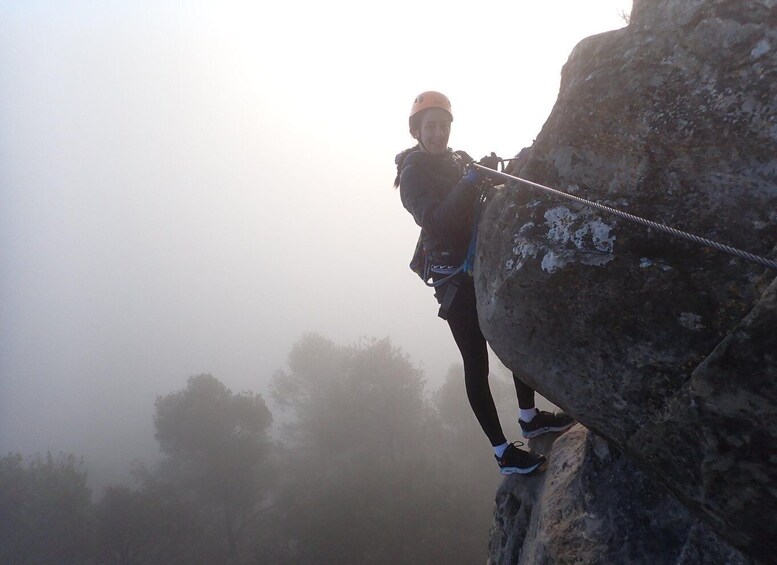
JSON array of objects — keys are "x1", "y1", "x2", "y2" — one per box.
[{"x1": 396, "y1": 147, "x2": 478, "y2": 273}]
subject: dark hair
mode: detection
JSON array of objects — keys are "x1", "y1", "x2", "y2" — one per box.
[
  {"x1": 408, "y1": 112, "x2": 424, "y2": 136},
  {"x1": 393, "y1": 145, "x2": 420, "y2": 188}
]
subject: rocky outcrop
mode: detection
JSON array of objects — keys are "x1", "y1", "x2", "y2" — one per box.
[
  {"x1": 487, "y1": 427, "x2": 751, "y2": 565},
  {"x1": 478, "y1": 0, "x2": 777, "y2": 561}
]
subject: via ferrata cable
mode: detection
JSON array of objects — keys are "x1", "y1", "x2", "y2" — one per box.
[{"x1": 470, "y1": 163, "x2": 777, "y2": 272}]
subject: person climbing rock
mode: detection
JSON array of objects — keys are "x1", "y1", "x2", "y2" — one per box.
[{"x1": 394, "y1": 91, "x2": 574, "y2": 475}]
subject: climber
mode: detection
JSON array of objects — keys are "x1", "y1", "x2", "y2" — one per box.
[{"x1": 394, "y1": 91, "x2": 574, "y2": 475}]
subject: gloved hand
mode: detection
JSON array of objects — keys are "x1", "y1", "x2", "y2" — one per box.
[
  {"x1": 464, "y1": 167, "x2": 482, "y2": 185},
  {"x1": 478, "y1": 152, "x2": 501, "y2": 170}
]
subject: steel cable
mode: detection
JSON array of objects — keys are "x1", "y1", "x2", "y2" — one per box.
[{"x1": 471, "y1": 163, "x2": 777, "y2": 271}]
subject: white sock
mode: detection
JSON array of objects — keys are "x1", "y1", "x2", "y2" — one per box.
[
  {"x1": 520, "y1": 408, "x2": 538, "y2": 423},
  {"x1": 493, "y1": 442, "x2": 509, "y2": 459}
]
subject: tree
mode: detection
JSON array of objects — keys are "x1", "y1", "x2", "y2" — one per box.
[
  {"x1": 0, "y1": 452, "x2": 93, "y2": 564},
  {"x1": 95, "y1": 478, "x2": 215, "y2": 565},
  {"x1": 270, "y1": 334, "x2": 469, "y2": 564},
  {"x1": 272, "y1": 333, "x2": 430, "y2": 455},
  {"x1": 153, "y1": 374, "x2": 274, "y2": 563}
]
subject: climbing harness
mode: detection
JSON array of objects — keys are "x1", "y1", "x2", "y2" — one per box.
[
  {"x1": 412, "y1": 187, "x2": 488, "y2": 319},
  {"x1": 418, "y1": 190, "x2": 487, "y2": 288},
  {"x1": 424, "y1": 191, "x2": 489, "y2": 319},
  {"x1": 469, "y1": 162, "x2": 777, "y2": 272}
]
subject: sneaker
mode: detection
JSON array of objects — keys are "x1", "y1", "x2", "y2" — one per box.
[
  {"x1": 495, "y1": 442, "x2": 546, "y2": 475},
  {"x1": 520, "y1": 409, "x2": 575, "y2": 439}
]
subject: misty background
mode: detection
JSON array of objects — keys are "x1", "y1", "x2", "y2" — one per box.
[{"x1": 1, "y1": 1, "x2": 630, "y2": 490}]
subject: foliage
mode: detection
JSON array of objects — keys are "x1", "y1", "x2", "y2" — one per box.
[
  {"x1": 272, "y1": 333, "x2": 429, "y2": 451},
  {"x1": 95, "y1": 477, "x2": 220, "y2": 565},
  {"x1": 1, "y1": 338, "x2": 524, "y2": 564},
  {"x1": 153, "y1": 374, "x2": 274, "y2": 562},
  {"x1": 270, "y1": 333, "x2": 502, "y2": 564},
  {"x1": 0, "y1": 452, "x2": 93, "y2": 564}
]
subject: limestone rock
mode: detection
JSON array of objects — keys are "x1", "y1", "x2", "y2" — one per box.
[
  {"x1": 487, "y1": 427, "x2": 751, "y2": 565},
  {"x1": 477, "y1": 0, "x2": 777, "y2": 560}
]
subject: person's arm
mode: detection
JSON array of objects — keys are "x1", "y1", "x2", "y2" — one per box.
[{"x1": 399, "y1": 162, "x2": 481, "y2": 238}]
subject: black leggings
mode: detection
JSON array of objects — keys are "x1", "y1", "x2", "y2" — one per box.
[{"x1": 437, "y1": 274, "x2": 535, "y2": 446}]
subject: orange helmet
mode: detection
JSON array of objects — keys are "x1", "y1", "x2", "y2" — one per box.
[{"x1": 409, "y1": 91, "x2": 453, "y2": 132}]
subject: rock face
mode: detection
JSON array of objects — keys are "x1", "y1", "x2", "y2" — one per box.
[
  {"x1": 478, "y1": 0, "x2": 777, "y2": 561},
  {"x1": 488, "y1": 427, "x2": 751, "y2": 565}
]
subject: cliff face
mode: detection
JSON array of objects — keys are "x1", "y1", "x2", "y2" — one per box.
[
  {"x1": 478, "y1": 0, "x2": 777, "y2": 561},
  {"x1": 488, "y1": 427, "x2": 750, "y2": 565}
]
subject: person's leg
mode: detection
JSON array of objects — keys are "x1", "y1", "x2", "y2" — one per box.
[
  {"x1": 512, "y1": 374, "x2": 535, "y2": 410},
  {"x1": 513, "y1": 371, "x2": 575, "y2": 437},
  {"x1": 512, "y1": 372, "x2": 540, "y2": 424},
  {"x1": 444, "y1": 278, "x2": 506, "y2": 447},
  {"x1": 437, "y1": 276, "x2": 547, "y2": 475}
]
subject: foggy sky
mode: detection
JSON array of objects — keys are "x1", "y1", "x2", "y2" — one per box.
[{"x1": 0, "y1": 0, "x2": 630, "y2": 488}]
